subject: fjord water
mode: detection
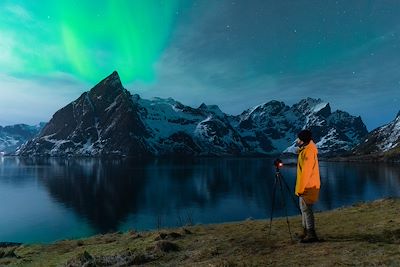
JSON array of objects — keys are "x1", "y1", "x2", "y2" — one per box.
[{"x1": 0, "y1": 157, "x2": 399, "y2": 243}]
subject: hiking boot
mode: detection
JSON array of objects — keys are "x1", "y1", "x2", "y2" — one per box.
[
  {"x1": 296, "y1": 228, "x2": 307, "y2": 240},
  {"x1": 300, "y1": 229, "x2": 319, "y2": 243}
]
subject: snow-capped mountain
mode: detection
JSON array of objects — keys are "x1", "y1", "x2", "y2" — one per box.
[
  {"x1": 0, "y1": 123, "x2": 45, "y2": 154},
  {"x1": 133, "y1": 96, "x2": 248, "y2": 156},
  {"x1": 17, "y1": 71, "x2": 368, "y2": 157},
  {"x1": 232, "y1": 98, "x2": 367, "y2": 155},
  {"x1": 18, "y1": 72, "x2": 151, "y2": 157},
  {"x1": 353, "y1": 111, "x2": 400, "y2": 159}
]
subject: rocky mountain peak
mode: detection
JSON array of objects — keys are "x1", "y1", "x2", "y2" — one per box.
[
  {"x1": 294, "y1": 98, "x2": 330, "y2": 116},
  {"x1": 198, "y1": 103, "x2": 207, "y2": 109},
  {"x1": 17, "y1": 70, "x2": 151, "y2": 157},
  {"x1": 259, "y1": 100, "x2": 287, "y2": 115},
  {"x1": 240, "y1": 100, "x2": 287, "y2": 120},
  {"x1": 198, "y1": 103, "x2": 224, "y2": 117},
  {"x1": 89, "y1": 71, "x2": 124, "y2": 100},
  {"x1": 104, "y1": 71, "x2": 121, "y2": 86}
]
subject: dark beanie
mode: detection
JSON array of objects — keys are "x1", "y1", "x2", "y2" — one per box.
[{"x1": 298, "y1": 130, "x2": 312, "y2": 143}]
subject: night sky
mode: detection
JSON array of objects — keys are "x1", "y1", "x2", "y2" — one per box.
[{"x1": 1, "y1": 0, "x2": 399, "y2": 130}]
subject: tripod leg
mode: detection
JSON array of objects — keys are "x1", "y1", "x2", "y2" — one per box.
[
  {"x1": 278, "y1": 174, "x2": 293, "y2": 241},
  {"x1": 280, "y1": 173, "x2": 302, "y2": 213},
  {"x1": 268, "y1": 174, "x2": 279, "y2": 236}
]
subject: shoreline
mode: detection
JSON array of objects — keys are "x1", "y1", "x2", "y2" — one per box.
[
  {"x1": 1, "y1": 198, "x2": 400, "y2": 266},
  {"x1": 3, "y1": 153, "x2": 400, "y2": 164}
]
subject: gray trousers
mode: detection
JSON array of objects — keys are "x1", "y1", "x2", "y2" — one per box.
[{"x1": 299, "y1": 197, "x2": 315, "y2": 230}]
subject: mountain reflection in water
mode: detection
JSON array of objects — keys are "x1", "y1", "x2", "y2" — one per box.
[{"x1": 0, "y1": 157, "x2": 399, "y2": 243}]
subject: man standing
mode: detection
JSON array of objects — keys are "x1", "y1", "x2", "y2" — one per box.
[{"x1": 295, "y1": 129, "x2": 321, "y2": 243}]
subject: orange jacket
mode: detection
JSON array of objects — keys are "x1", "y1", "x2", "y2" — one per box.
[{"x1": 296, "y1": 140, "x2": 320, "y2": 197}]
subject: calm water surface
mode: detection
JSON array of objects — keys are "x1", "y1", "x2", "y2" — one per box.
[{"x1": 0, "y1": 156, "x2": 399, "y2": 243}]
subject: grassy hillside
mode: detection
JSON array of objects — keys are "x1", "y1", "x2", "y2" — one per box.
[{"x1": 1, "y1": 198, "x2": 400, "y2": 266}]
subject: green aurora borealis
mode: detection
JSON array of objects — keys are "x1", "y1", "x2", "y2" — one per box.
[
  {"x1": 1, "y1": 0, "x2": 182, "y2": 82},
  {"x1": 1, "y1": 1, "x2": 400, "y2": 129}
]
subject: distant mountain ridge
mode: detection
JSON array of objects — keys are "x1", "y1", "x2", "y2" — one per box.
[
  {"x1": 16, "y1": 71, "x2": 369, "y2": 157},
  {"x1": 0, "y1": 123, "x2": 45, "y2": 154},
  {"x1": 232, "y1": 98, "x2": 367, "y2": 155},
  {"x1": 352, "y1": 111, "x2": 400, "y2": 161}
]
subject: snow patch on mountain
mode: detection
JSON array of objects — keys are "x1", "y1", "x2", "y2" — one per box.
[
  {"x1": 313, "y1": 102, "x2": 329, "y2": 113},
  {"x1": 377, "y1": 114, "x2": 400, "y2": 151},
  {"x1": 136, "y1": 97, "x2": 200, "y2": 139}
]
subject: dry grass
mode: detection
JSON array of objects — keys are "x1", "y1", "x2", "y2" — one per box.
[{"x1": 1, "y1": 198, "x2": 400, "y2": 266}]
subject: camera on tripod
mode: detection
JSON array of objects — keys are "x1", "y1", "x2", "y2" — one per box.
[
  {"x1": 273, "y1": 158, "x2": 283, "y2": 170},
  {"x1": 269, "y1": 157, "x2": 300, "y2": 240}
]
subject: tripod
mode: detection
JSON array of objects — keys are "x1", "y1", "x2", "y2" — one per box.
[{"x1": 268, "y1": 163, "x2": 301, "y2": 241}]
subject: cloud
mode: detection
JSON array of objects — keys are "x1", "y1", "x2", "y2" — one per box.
[
  {"x1": 271, "y1": 35, "x2": 400, "y2": 130},
  {"x1": 0, "y1": 32, "x2": 23, "y2": 70},
  {"x1": 128, "y1": 42, "x2": 280, "y2": 116},
  {"x1": 0, "y1": 73, "x2": 87, "y2": 126}
]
